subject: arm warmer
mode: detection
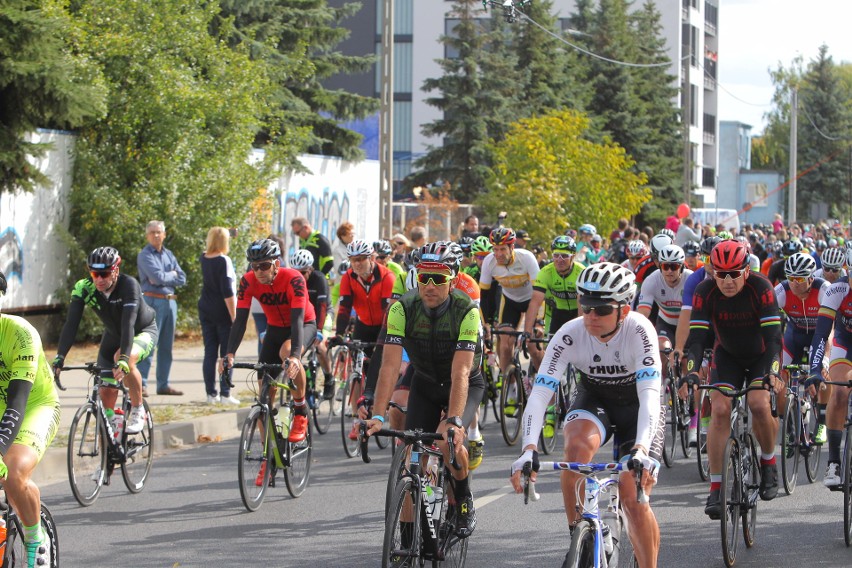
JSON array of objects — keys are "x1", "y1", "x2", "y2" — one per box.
[
  {"x1": 56, "y1": 299, "x2": 85, "y2": 357},
  {"x1": 0, "y1": 380, "x2": 33, "y2": 455},
  {"x1": 289, "y1": 308, "x2": 305, "y2": 358},
  {"x1": 635, "y1": 378, "x2": 661, "y2": 451},
  {"x1": 520, "y1": 380, "x2": 558, "y2": 449},
  {"x1": 119, "y1": 301, "x2": 141, "y2": 358},
  {"x1": 809, "y1": 314, "x2": 835, "y2": 377},
  {"x1": 480, "y1": 286, "x2": 497, "y2": 323}
]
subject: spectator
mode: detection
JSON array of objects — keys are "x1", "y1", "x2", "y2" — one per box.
[
  {"x1": 137, "y1": 220, "x2": 185, "y2": 396},
  {"x1": 331, "y1": 222, "x2": 355, "y2": 285},
  {"x1": 291, "y1": 217, "x2": 334, "y2": 276},
  {"x1": 772, "y1": 213, "x2": 784, "y2": 234},
  {"x1": 665, "y1": 213, "x2": 681, "y2": 233},
  {"x1": 609, "y1": 217, "x2": 629, "y2": 242},
  {"x1": 675, "y1": 217, "x2": 702, "y2": 246},
  {"x1": 390, "y1": 233, "x2": 410, "y2": 265},
  {"x1": 409, "y1": 225, "x2": 427, "y2": 249},
  {"x1": 198, "y1": 228, "x2": 238, "y2": 405},
  {"x1": 515, "y1": 229, "x2": 530, "y2": 249},
  {"x1": 460, "y1": 215, "x2": 480, "y2": 240}
]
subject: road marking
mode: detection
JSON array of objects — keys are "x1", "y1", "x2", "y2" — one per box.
[{"x1": 475, "y1": 484, "x2": 515, "y2": 508}]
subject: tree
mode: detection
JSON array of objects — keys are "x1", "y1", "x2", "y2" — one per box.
[
  {"x1": 479, "y1": 109, "x2": 650, "y2": 243},
  {"x1": 0, "y1": 0, "x2": 106, "y2": 193},
  {"x1": 218, "y1": 0, "x2": 378, "y2": 162}
]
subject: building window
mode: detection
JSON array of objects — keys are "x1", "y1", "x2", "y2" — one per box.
[{"x1": 702, "y1": 168, "x2": 716, "y2": 188}]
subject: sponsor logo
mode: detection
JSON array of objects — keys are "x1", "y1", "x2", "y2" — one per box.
[
  {"x1": 642, "y1": 356, "x2": 655, "y2": 367},
  {"x1": 593, "y1": 354, "x2": 601, "y2": 362},
  {"x1": 15, "y1": 355, "x2": 33, "y2": 362},
  {"x1": 635, "y1": 369, "x2": 659, "y2": 381},
  {"x1": 588, "y1": 364, "x2": 629, "y2": 374},
  {"x1": 562, "y1": 335, "x2": 574, "y2": 346}
]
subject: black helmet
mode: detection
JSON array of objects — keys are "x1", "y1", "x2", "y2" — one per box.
[
  {"x1": 246, "y1": 239, "x2": 281, "y2": 262},
  {"x1": 417, "y1": 241, "x2": 461, "y2": 274},
  {"x1": 682, "y1": 241, "x2": 700, "y2": 257},
  {"x1": 373, "y1": 240, "x2": 393, "y2": 256},
  {"x1": 781, "y1": 239, "x2": 803, "y2": 257},
  {"x1": 456, "y1": 236, "x2": 474, "y2": 253},
  {"x1": 87, "y1": 246, "x2": 121, "y2": 270},
  {"x1": 699, "y1": 236, "x2": 722, "y2": 256},
  {"x1": 0, "y1": 270, "x2": 6, "y2": 296}
]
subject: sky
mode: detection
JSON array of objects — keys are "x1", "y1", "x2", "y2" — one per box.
[{"x1": 718, "y1": 0, "x2": 852, "y2": 134}]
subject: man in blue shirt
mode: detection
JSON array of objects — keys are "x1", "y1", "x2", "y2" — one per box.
[{"x1": 137, "y1": 220, "x2": 186, "y2": 396}]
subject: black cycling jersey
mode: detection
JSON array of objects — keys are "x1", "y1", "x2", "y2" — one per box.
[{"x1": 305, "y1": 269, "x2": 330, "y2": 328}]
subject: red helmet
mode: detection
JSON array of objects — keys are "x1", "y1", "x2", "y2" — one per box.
[
  {"x1": 710, "y1": 240, "x2": 749, "y2": 271},
  {"x1": 489, "y1": 227, "x2": 516, "y2": 246}
]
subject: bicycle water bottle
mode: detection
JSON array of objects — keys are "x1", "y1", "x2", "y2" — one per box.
[
  {"x1": 601, "y1": 508, "x2": 617, "y2": 557},
  {"x1": 0, "y1": 518, "x2": 6, "y2": 557},
  {"x1": 112, "y1": 408, "x2": 125, "y2": 440},
  {"x1": 425, "y1": 455, "x2": 443, "y2": 522},
  {"x1": 279, "y1": 405, "x2": 291, "y2": 439}
]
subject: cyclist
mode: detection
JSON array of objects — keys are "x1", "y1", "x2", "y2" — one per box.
[
  {"x1": 290, "y1": 249, "x2": 334, "y2": 399},
  {"x1": 463, "y1": 235, "x2": 491, "y2": 283},
  {"x1": 813, "y1": 246, "x2": 846, "y2": 284},
  {"x1": 0, "y1": 270, "x2": 61, "y2": 567},
  {"x1": 682, "y1": 240, "x2": 703, "y2": 272},
  {"x1": 768, "y1": 240, "x2": 803, "y2": 285},
  {"x1": 53, "y1": 247, "x2": 157, "y2": 435},
  {"x1": 509, "y1": 262, "x2": 663, "y2": 568},
  {"x1": 331, "y1": 239, "x2": 395, "y2": 439},
  {"x1": 223, "y1": 239, "x2": 316, "y2": 446},
  {"x1": 684, "y1": 240, "x2": 783, "y2": 518},
  {"x1": 623, "y1": 240, "x2": 648, "y2": 271},
  {"x1": 806, "y1": 247, "x2": 852, "y2": 488},
  {"x1": 774, "y1": 252, "x2": 829, "y2": 443},
  {"x1": 364, "y1": 241, "x2": 484, "y2": 537}
]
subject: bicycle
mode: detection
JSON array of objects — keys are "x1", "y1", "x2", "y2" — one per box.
[
  {"x1": 531, "y1": 335, "x2": 575, "y2": 456},
  {"x1": 690, "y1": 348, "x2": 715, "y2": 482},
  {"x1": 226, "y1": 361, "x2": 312, "y2": 512},
  {"x1": 0, "y1": 486, "x2": 59, "y2": 567},
  {"x1": 303, "y1": 344, "x2": 333, "y2": 435},
  {"x1": 360, "y1": 424, "x2": 468, "y2": 567},
  {"x1": 477, "y1": 337, "x2": 502, "y2": 427},
  {"x1": 521, "y1": 459, "x2": 643, "y2": 568},
  {"x1": 661, "y1": 349, "x2": 692, "y2": 467},
  {"x1": 491, "y1": 327, "x2": 530, "y2": 446},
  {"x1": 698, "y1": 380, "x2": 775, "y2": 567},
  {"x1": 779, "y1": 364, "x2": 821, "y2": 494},
  {"x1": 61, "y1": 363, "x2": 154, "y2": 507},
  {"x1": 333, "y1": 339, "x2": 383, "y2": 457},
  {"x1": 822, "y1": 378, "x2": 852, "y2": 546}
]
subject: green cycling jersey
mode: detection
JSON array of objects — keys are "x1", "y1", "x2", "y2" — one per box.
[{"x1": 532, "y1": 260, "x2": 585, "y2": 328}]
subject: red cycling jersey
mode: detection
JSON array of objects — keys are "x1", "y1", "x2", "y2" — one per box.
[
  {"x1": 336, "y1": 262, "x2": 395, "y2": 330},
  {"x1": 774, "y1": 278, "x2": 826, "y2": 332},
  {"x1": 236, "y1": 267, "x2": 316, "y2": 327}
]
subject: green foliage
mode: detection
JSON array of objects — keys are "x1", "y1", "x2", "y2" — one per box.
[
  {"x1": 479, "y1": 110, "x2": 650, "y2": 243},
  {"x1": 67, "y1": 0, "x2": 280, "y2": 321},
  {"x1": 0, "y1": 0, "x2": 106, "y2": 193}
]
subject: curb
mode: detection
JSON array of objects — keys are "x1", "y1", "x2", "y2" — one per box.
[{"x1": 36, "y1": 408, "x2": 251, "y2": 488}]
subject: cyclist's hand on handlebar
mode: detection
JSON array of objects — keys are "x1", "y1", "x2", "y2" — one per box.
[
  {"x1": 510, "y1": 449, "x2": 539, "y2": 493},
  {"x1": 678, "y1": 371, "x2": 699, "y2": 399},
  {"x1": 284, "y1": 356, "x2": 301, "y2": 379},
  {"x1": 364, "y1": 417, "x2": 383, "y2": 436},
  {"x1": 218, "y1": 355, "x2": 234, "y2": 374},
  {"x1": 766, "y1": 373, "x2": 784, "y2": 395},
  {"x1": 327, "y1": 335, "x2": 344, "y2": 348},
  {"x1": 629, "y1": 447, "x2": 660, "y2": 483},
  {"x1": 51, "y1": 354, "x2": 65, "y2": 378},
  {"x1": 356, "y1": 395, "x2": 373, "y2": 420}
]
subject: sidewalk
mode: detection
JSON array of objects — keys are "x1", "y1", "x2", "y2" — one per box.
[{"x1": 38, "y1": 339, "x2": 257, "y2": 487}]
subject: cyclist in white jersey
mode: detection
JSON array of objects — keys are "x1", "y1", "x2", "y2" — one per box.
[
  {"x1": 510, "y1": 263, "x2": 663, "y2": 568},
  {"x1": 637, "y1": 244, "x2": 693, "y2": 345},
  {"x1": 813, "y1": 246, "x2": 846, "y2": 284}
]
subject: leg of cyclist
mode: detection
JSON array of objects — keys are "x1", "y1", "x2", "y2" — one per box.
[
  {"x1": 560, "y1": 419, "x2": 601, "y2": 526},
  {"x1": 746, "y1": 379, "x2": 780, "y2": 500},
  {"x1": 280, "y1": 323, "x2": 315, "y2": 443},
  {"x1": 315, "y1": 337, "x2": 334, "y2": 398},
  {"x1": 705, "y1": 390, "x2": 733, "y2": 517},
  {"x1": 824, "y1": 361, "x2": 852, "y2": 488}
]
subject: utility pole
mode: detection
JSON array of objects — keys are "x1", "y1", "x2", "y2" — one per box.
[
  {"x1": 682, "y1": 38, "x2": 692, "y2": 205},
  {"x1": 379, "y1": 0, "x2": 394, "y2": 236},
  {"x1": 788, "y1": 87, "x2": 798, "y2": 224}
]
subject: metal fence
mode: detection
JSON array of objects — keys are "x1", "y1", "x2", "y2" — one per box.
[{"x1": 391, "y1": 202, "x2": 481, "y2": 241}]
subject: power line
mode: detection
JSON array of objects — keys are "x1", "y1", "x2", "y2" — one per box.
[{"x1": 799, "y1": 97, "x2": 848, "y2": 141}]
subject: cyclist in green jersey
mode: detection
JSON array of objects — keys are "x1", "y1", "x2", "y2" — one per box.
[
  {"x1": 463, "y1": 236, "x2": 492, "y2": 282},
  {"x1": 0, "y1": 270, "x2": 61, "y2": 567}
]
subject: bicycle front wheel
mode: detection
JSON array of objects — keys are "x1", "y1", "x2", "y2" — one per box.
[
  {"x1": 122, "y1": 400, "x2": 154, "y2": 494},
  {"x1": 844, "y1": 426, "x2": 852, "y2": 546},
  {"x1": 340, "y1": 375, "x2": 361, "y2": 458},
  {"x1": 720, "y1": 437, "x2": 741, "y2": 567},
  {"x1": 500, "y1": 368, "x2": 523, "y2": 446},
  {"x1": 383, "y1": 477, "x2": 421, "y2": 568},
  {"x1": 780, "y1": 395, "x2": 800, "y2": 495},
  {"x1": 238, "y1": 407, "x2": 270, "y2": 512},
  {"x1": 285, "y1": 414, "x2": 312, "y2": 498},
  {"x1": 437, "y1": 474, "x2": 468, "y2": 568},
  {"x1": 67, "y1": 403, "x2": 107, "y2": 507},
  {"x1": 4, "y1": 503, "x2": 60, "y2": 568},
  {"x1": 312, "y1": 381, "x2": 334, "y2": 435},
  {"x1": 803, "y1": 396, "x2": 821, "y2": 483},
  {"x1": 662, "y1": 380, "x2": 677, "y2": 467},
  {"x1": 563, "y1": 519, "x2": 597, "y2": 568},
  {"x1": 697, "y1": 390, "x2": 710, "y2": 482},
  {"x1": 742, "y1": 433, "x2": 759, "y2": 549}
]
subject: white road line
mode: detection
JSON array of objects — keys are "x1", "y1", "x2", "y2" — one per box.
[{"x1": 475, "y1": 484, "x2": 516, "y2": 508}]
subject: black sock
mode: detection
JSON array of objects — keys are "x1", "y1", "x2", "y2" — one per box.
[
  {"x1": 828, "y1": 429, "x2": 843, "y2": 463},
  {"x1": 452, "y1": 476, "x2": 470, "y2": 501}
]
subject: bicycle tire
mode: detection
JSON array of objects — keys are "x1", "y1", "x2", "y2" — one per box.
[
  {"x1": 697, "y1": 390, "x2": 710, "y2": 482},
  {"x1": 330, "y1": 346, "x2": 350, "y2": 419},
  {"x1": 121, "y1": 399, "x2": 154, "y2": 494},
  {"x1": 238, "y1": 407, "x2": 270, "y2": 512},
  {"x1": 803, "y1": 395, "x2": 821, "y2": 483},
  {"x1": 662, "y1": 381, "x2": 677, "y2": 468},
  {"x1": 67, "y1": 403, "x2": 107, "y2": 507},
  {"x1": 312, "y1": 373, "x2": 335, "y2": 434},
  {"x1": 340, "y1": 374, "x2": 361, "y2": 458},
  {"x1": 3, "y1": 503, "x2": 59, "y2": 568},
  {"x1": 383, "y1": 477, "x2": 421, "y2": 568},
  {"x1": 741, "y1": 433, "x2": 759, "y2": 549},
  {"x1": 720, "y1": 437, "x2": 741, "y2": 567},
  {"x1": 844, "y1": 426, "x2": 852, "y2": 547},
  {"x1": 436, "y1": 473, "x2": 468, "y2": 568},
  {"x1": 500, "y1": 368, "x2": 523, "y2": 446},
  {"x1": 780, "y1": 395, "x2": 799, "y2": 495},
  {"x1": 680, "y1": 392, "x2": 694, "y2": 459},
  {"x1": 285, "y1": 411, "x2": 312, "y2": 498},
  {"x1": 385, "y1": 442, "x2": 408, "y2": 519},
  {"x1": 563, "y1": 519, "x2": 597, "y2": 568}
]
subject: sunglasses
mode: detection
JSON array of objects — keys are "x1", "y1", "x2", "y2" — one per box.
[
  {"x1": 628, "y1": 255, "x2": 644, "y2": 261},
  {"x1": 714, "y1": 268, "x2": 747, "y2": 280},
  {"x1": 660, "y1": 262, "x2": 682, "y2": 272},
  {"x1": 393, "y1": 242, "x2": 406, "y2": 247},
  {"x1": 90, "y1": 270, "x2": 114, "y2": 279},
  {"x1": 376, "y1": 255, "x2": 388, "y2": 261},
  {"x1": 416, "y1": 272, "x2": 453, "y2": 286},
  {"x1": 251, "y1": 261, "x2": 274, "y2": 272},
  {"x1": 787, "y1": 275, "x2": 810, "y2": 284},
  {"x1": 580, "y1": 304, "x2": 618, "y2": 316},
  {"x1": 474, "y1": 252, "x2": 490, "y2": 259},
  {"x1": 552, "y1": 253, "x2": 574, "y2": 260},
  {"x1": 824, "y1": 267, "x2": 841, "y2": 273}
]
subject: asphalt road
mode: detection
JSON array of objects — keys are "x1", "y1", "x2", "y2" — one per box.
[{"x1": 40, "y1": 420, "x2": 852, "y2": 567}]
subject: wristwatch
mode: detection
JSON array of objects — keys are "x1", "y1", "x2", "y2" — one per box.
[{"x1": 445, "y1": 416, "x2": 463, "y2": 428}]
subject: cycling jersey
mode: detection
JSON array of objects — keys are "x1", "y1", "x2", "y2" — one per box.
[
  {"x1": 681, "y1": 267, "x2": 711, "y2": 311},
  {"x1": 774, "y1": 278, "x2": 827, "y2": 334},
  {"x1": 767, "y1": 258, "x2": 786, "y2": 286},
  {"x1": 633, "y1": 255, "x2": 658, "y2": 285},
  {"x1": 236, "y1": 268, "x2": 316, "y2": 327},
  {"x1": 57, "y1": 274, "x2": 157, "y2": 361},
  {"x1": 454, "y1": 272, "x2": 481, "y2": 305},
  {"x1": 305, "y1": 269, "x2": 330, "y2": 329},
  {"x1": 299, "y1": 231, "x2": 334, "y2": 276},
  {"x1": 386, "y1": 260, "x2": 406, "y2": 299},
  {"x1": 636, "y1": 268, "x2": 694, "y2": 326},
  {"x1": 532, "y1": 261, "x2": 585, "y2": 326},
  {"x1": 336, "y1": 263, "x2": 395, "y2": 331},
  {"x1": 809, "y1": 277, "x2": 852, "y2": 377},
  {"x1": 522, "y1": 312, "x2": 662, "y2": 453},
  {"x1": 479, "y1": 248, "x2": 539, "y2": 304}
]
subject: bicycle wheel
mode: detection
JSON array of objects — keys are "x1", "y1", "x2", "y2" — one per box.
[
  {"x1": 4, "y1": 503, "x2": 60, "y2": 568},
  {"x1": 340, "y1": 374, "x2": 361, "y2": 458},
  {"x1": 844, "y1": 426, "x2": 852, "y2": 546},
  {"x1": 122, "y1": 399, "x2": 154, "y2": 494},
  {"x1": 780, "y1": 395, "x2": 800, "y2": 495},
  {"x1": 662, "y1": 381, "x2": 677, "y2": 468},
  {"x1": 720, "y1": 437, "x2": 741, "y2": 567},
  {"x1": 383, "y1": 477, "x2": 421, "y2": 568},
  {"x1": 563, "y1": 519, "x2": 597, "y2": 568},
  {"x1": 284, "y1": 411, "x2": 312, "y2": 498},
  {"x1": 680, "y1": 393, "x2": 694, "y2": 459},
  {"x1": 386, "y1": 442, "x2": 408, "y2": 519},
  {"x1": 803, "y1": 395, "x2": 821, "y2": 483},
  {"x1": 238, "y1": 407, "x2": 270, "y2": 512},
  {"x1": 312, "y1": 380, "x2": 334, "y2": 435},
  {"x1": 67, "y1": 403, "x2": 107, "y2": 507},
  {"x1": 500, "y1": 367, "x2": 523, "y2": 446},
  {"x1": 742, "y1": 433, "x2": 759, "y2": 549},
  {"x1": 697, "y1": 390, "x2": 710, "y2": 482},
  {"x1": 437, "y1": 476, "x2": 468, "y2": 568}
]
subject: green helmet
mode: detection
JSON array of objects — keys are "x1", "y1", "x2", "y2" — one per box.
[
  {"x1": 551, "y1": 235, "x2": 577, "y2": 253},
  {"x1": 471, "y1": 235, "x2": 492, "y2": 255}
]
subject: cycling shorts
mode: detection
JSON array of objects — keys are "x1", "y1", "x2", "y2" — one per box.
[
  {"x1": 709, "y1": 347, "x2": 768, "y2": 390},
  {"x1": 405, "y1": 370, "x2": 485, "y2": 437},
  {"x1": 97, "y1": 323, "x2": 159, "y2": 369},
  {"x1": 14, "y1": 401, "x2": 61, "y2": 462},
  {"x1": 547, "y1": 308, "x2": 577, "y2": 336},
  {"x1": 655, "y1": 320, "x2": 677, "y2": 344},
  {"x1": 781, "y1": 327, "x2": 812, "y2": 368},
  {"x1": 497, "y1": 296, "x2": 530, "y2": 328},
  {"x1": 260, "y1": 322, "x2": 318, "y2": 364}
]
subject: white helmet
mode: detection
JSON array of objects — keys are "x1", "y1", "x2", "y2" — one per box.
[
  {"x1": 821, "y1": 247, "x2": 845, "y2": 269},
  {"x1": 404, "y1": 268, "x2": 418, "y2": 292},
  {"x1": 347, "y1": 239, "x2": 373, "y2": 257},
  {"x1": 627, "y1": 240, "x2": 647, "y2": 257},
  {"x1": 784, "y1": 252, "x2": 816, "y2": 278},
  {"x1": 649, "y1": 233, "x2": 674, "y2": 260},
  {"x1": 657, "y1": 244, "x2": 685, "y2": 265},
  {"x1": 290, "y1": 249, "x2": 314, "y2": 270},
  {"x1": 577, "y1": 262, "x2": 636, "y2": 305},
  {"x1": 659, "y1": 228, "x2": 676, "y2": 240}
]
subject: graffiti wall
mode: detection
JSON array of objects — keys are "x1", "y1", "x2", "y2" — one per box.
[
  {"x1": 273, "y1": 155, "x2": 380, "y2": 256},
  {"x1": 0, "y1": 130, "x2": 73, "y2": 312}
]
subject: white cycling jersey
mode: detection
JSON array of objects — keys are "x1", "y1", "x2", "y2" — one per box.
[
  {"x1": 636, "y1": 268, "x2": 693, "y2": 326},
  {"x1": 479, "y1": 248, "x2": 540, "y2": 303},
  {"x1": 521, "y1": 312, "x2": 662, "y2": 451}
]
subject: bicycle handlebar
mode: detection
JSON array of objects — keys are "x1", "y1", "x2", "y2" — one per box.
[
  {"x1": 359, "y1": 424, "x2": 458, "y2": 470},
  {"x1": 221, "y1": 360, "x2": 293, "y2": 390},
  {"x1": 699, "y1": 378, "x2": 777, "y2": 417},
  {"x1": 522, "y1": 459, "x2": 649, "y2": 504}
]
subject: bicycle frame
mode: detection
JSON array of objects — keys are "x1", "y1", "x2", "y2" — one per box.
[{"x1": 67, "y1": 365, "x2": 131, "y2": 466}]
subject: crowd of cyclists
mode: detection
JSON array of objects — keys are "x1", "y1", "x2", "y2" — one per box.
[{"x1": 5, "y1": 209, "x2": 852, "y2": 566}]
